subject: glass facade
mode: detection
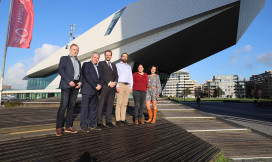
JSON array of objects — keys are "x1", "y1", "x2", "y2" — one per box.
[
  {"x1": 18, "y1": 93, "x2": 61, "y2": 100},
  {"x1": 105, "y1": 7, "x2": 126, "y2": 36},
  {"x1": 27, "y1": 71, "x2": 59, "y2": 90}
]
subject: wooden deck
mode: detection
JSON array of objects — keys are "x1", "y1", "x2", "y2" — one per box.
[
  {"x1": 158, "y1": 99, "x2": 272, "y2": 161},
  {"x1": 1, "y1": 98, "x2": 272, "y2": 161},
  {"x1": 0, "y1": 119, "x2": 220, "y2": 162},
  {"x1": 0, "y1": 102, "x2": 221, "y2": 162}
]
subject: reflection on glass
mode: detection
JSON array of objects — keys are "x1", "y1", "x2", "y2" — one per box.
[
  {"x1": 27, "y1": 71, "x2": 58, "y2": 90},
  {"x1": 104, "y1": 7, "x2": 126, "y2": 36}
]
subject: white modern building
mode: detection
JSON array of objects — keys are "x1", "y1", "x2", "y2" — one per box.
[
  {"x1": 3, "y1": 0, "x2": 266, "y2": 99},
  {"x1": 162, "y1": 71, "x2": 197, "y2": 98},
  {"x1": 205, "y1": 75, "x2": 246, "y2": 98}
]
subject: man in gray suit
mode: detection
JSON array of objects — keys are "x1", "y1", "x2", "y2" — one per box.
[{"x1": 56, "y1": 44, "x2": 82, "y2": 136}]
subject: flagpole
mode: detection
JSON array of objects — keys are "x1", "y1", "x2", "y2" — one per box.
[{"x1": 0, "y1": 0, "x2": 14, "y2": 106}]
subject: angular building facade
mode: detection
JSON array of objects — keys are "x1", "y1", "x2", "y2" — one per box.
[{"x1": 4, "y1": 0, "x2": 266, "y2": 99}]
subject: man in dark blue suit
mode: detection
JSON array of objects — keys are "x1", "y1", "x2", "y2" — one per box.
[
  {"x1": 80, "y1": 52, "x2": 104, "y2": 132},
  {"x1": 56, "y1": 44, "x2": 82, "y2": 136}
]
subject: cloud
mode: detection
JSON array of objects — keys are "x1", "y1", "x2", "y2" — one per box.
[
  {"x1": 33, "y1": 44, "x2": 61, "y2": 65},
  {"x1": 220, "y1": 62, "x2": 226, "y2": 69},
  {"x1": 245, "y1": 54, "x2": 254, "y2": 69},
  {"x1": 4, "y1": 44, "x2": 61, "y2": 89},
  {"x1": 230, "y1": 45, "x2": 253, "y2": 64},
  {"x1": 257, "y1": 51, "x2": 272, "y2": 67},
  {"x1": 4, "y1": 63, "x2": 27, "y2": 89},
  {"x1": 179, "y1": 68, "x2": 188, "y2": 72}
]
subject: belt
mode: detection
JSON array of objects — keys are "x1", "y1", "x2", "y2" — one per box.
[{"x1": 119, "y1": 82, "x2": 130, "y2": 85}]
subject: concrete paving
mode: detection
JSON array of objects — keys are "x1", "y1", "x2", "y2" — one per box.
[{"x1": 181, "y1": 102, "x2": 272, "y2": 138}]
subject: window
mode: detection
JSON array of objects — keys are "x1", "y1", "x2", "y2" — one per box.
[
  {"x1": 105, "y1": 7, "x2": 126, "y2": 36},
  {"x1": 27, "y1": 71, "x2": 58, "y2": 90}
]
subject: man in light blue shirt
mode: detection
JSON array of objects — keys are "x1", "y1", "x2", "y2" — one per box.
[{"x1": 115, "y1": 53, "x2": 133, "y2": 126}]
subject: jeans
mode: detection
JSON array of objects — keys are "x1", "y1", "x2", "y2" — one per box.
[
  {"x1": 133, "y1": 90, "x2": 147, "y2": 119},
  {"x1": 56, "y1": 87, "x2": 79, "y2": 129}
]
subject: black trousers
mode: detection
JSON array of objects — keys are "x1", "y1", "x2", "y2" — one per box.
[
  {"x1": 80, "y1": 94, "x2": 99, "y2": 129},
  {"x1": 56, "y1": 87, "x2": 79, "y2": 129},
  {"x1": 133, "y1": 90, "x2": 147, "y2": 119},
  {"x1": 97, "y1": 87, "x2": 115, "y2": 124}
]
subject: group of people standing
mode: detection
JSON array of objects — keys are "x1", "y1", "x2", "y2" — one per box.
[{"x1": 55, "y1": 44, "x2": 161, "y2": 136}]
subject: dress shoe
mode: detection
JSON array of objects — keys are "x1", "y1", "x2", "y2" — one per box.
[
  {"x1": 121, "y1": 120, "x2": 129, "y2": 126},
  {"x1": 90, "y1": 127, "x2": 102, "y2": 131},
  {"x1": 56, "y1": 128, "x2": 63, "y2": 136},
  {"x1": 81, "y1": 128, "x2": 90, "y2": 133},
  {"x1": 97, "y1": 123, "x2": 106, "y2": 129},
  {"x1": 139, "y1": 118, "x2": 144, "y2": 125},
  {"x1": 106, "y1": 122, "x2": 115, "y2": 128},
  {"x1": 116, "y1": 121, "x2": 122, "y2": 126},
  {"x1": 65, "y1": 127, "x2": 78, "y2": 133}
]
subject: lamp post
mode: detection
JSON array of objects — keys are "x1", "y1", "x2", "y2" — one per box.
[
  {"x1": 184, "y1": 75, "x2": 185, "y2": 101},
  {"x1": 69, "y1": 24, "x2": 75, "y2": 42},
  {"x1": 66, "y1": 24, "x2": 76, "y2": 49}
]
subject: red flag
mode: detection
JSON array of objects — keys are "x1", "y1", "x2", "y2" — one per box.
[{"x1": 8, "y1": 0, "x2": 34, "y2": 48}]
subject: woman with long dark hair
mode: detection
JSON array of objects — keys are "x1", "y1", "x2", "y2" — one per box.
[
  {"x1": 145, "y1": 66, "x2": 161, "y2": 124},
  {"x1": 132, "y1": 64, "x2": 148, "y2": 125}
]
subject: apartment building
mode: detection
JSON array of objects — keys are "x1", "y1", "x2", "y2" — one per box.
[
  {"x1": 203, "y1": 75, "x2": 245, "y2": 98},
  {"x1": 248, "y1": 71, "x2": 272, "y2": 98},
  {"x1": 162, "y1": 71, "x2": 197, "y2": 98}
]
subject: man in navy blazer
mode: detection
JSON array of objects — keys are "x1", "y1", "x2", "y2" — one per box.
[
  {"x1": 80, "y1": 52, "x2": 104, "y2": 132},
  {"x1": 56, "y1": 44, "x2": 82, "y2": 136}
]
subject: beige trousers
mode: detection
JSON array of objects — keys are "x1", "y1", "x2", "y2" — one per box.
[{"x1": 115, "y1": 83, "x2": 130, "y2": 121}]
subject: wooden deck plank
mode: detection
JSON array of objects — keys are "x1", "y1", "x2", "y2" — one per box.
[
  {"x1": 169, "y1": 119, "x2": 244, "y2": 130},
  {"x1": 193, "y1": 131, "x2": 272, "y2": 157},
  {"x1": 162, "y1": 111, "x2": 213, "y2": 117},
  {"x1": 0, "y1": 119, "x2": 220, "y2": 162}
]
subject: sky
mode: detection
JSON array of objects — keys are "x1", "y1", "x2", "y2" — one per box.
[{"x1": 0, "y1": 0, "x2": 271, "y2": 89}]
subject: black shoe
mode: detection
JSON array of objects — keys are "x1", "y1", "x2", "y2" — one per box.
[
  {"x1": 97, "y1": 123, "x2": 106, "y2": 129},
  {"x1": 90, "y1": 127, "x2": 102, "y2": 131},
  {"x1": 121, "y1": 120, "x2": 129, "y2": 126},
  {"x1": 116, "y1": 121, "x2": 122, "y2": 127},
  {"x1": 81, "y1": 128, "x2": 90, "y2": 133},
  {"x1": 106, "y1": 122, "x2": 115, "y2": 128}
]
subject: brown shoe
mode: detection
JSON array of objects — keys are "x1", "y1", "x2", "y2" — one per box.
[
  {"x1": 56, "y1": 128, "x2": 63, "y2": 136},
  {"x1": 134, "y1": 119, "x2": 139, "y2": 125},
  {"x1": 139, "y1": 118, "x2": 144, "y2": 125},
  {"x1": 65, "y1": 127, "x2": 78, "y2": 133}
]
